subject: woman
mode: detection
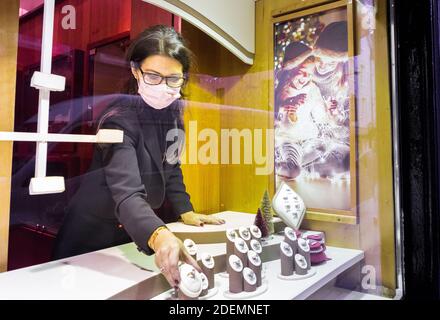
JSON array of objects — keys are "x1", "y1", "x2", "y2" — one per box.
[{"x1": 53, "y1": 25, "x2": 225, "y2": 289}]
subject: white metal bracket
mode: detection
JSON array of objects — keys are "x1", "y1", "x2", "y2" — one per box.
[{"x1": 0, "y1": 0, "x2": 123, "y2": 195}]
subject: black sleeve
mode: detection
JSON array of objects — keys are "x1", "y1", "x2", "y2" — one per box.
[
  {"x1": 99, "y1": 118, "x2": 165, "y2": 256},
  {"x1": 165, "y1": 160, "x2": 194, "y2": 217}
]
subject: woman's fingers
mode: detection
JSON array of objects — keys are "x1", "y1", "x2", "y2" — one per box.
[
  {"x1": 187, "y1": 216, "x2": 204, "y2": 227},
  {"x1": 200, "y1": 215, "x2": 225, "y2": 225},
  {"x1": 156, "y1": 248, "x2": 179, "y2": 288},
  {"x1": 182, "y1": 251, "x2": 202, "y2": 273},
  {"x1": 167, "y1": 246, "x2": 181, "y2": 286}
]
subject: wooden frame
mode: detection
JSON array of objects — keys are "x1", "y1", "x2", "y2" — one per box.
[{"x1": 271, "y1": 0, "x2": 358, "y2": 224}]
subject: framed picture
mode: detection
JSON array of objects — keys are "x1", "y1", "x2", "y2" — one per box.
[{"x1": 272, "y1": 0, "x2": 357, "y2": 223}]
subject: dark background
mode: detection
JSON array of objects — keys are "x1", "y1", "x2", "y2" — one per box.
[{"x1": 393, "y1": 0, "x2": 440, "y2": 299}]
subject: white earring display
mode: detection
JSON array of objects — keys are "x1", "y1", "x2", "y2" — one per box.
[
  {"x1": 238, "y1": 226, "x2": 252, "y2": 247},
  {"x1": 250, "y1": 225, "x2": 262, "y2": 243},
  {"x1": 250, "y1": 239, "x2": 263, "y2": 255},
  {"x1": 200, "y1": 252, "x2": 215, "y2": 289},
  {"x1": 243, "y1": 267, "x2": 257, "y2": 292},
  {"x1": 228, "y1": 255, "x2": 244, "y2": 294},
  {"x1": 224, "y1": 255, "x2": 268, "y2": 299},
  {"x1": 177, "y1": 263, "x2": 203, "y2": 300},
  {"x1": 295, "y1": 254, "x2": 308, "y2": 276},
  {"x1": 234, "y1": 237, "x2": 249, "y2": 267},
  {"x1": 297, "y1": 238, "x2": 311, "y2": 270},
  {"x1": 284, "y1": 227, "x2": 298, "y2": 255},
  {"x1": 272, "y1": 182, "x2": 306, "y2": 230},
  {"x1": 278, "y1": 238, "x2": 317, "y2": 281},
  {"x1": 183, "y1": 239, "x2": 198, "y2": 259},
  {"x1": 279, "y1": 241, "x2": 294, "y2": 276},
  {"x1": 247, "y1": 250, "x2": 262, "y2": 287}
]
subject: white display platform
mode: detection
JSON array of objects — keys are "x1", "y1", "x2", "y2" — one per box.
[
  {"x1": 168, "y1": 211, "x2": 283, "y2": 244},
  {"x1": 0, "y1": 211, "x2": 364, "y2": 300},
  {"x1": 150, "y1": 245, "x2": 363, "y2": 300},
  {"x1": 277, "y1": 268, "x2": 316, "y2": 281}
]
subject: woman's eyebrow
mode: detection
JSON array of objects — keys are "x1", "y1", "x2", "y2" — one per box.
[{"x1": 143, "y1": 69, "x2": 183, "y2": 77}]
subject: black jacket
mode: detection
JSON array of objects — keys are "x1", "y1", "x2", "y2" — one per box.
[{"x1": 53, "y1": 96, "x2": 194, "y2": 259}]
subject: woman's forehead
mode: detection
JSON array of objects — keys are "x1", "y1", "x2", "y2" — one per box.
[{"x1": 140, "y1": 55, "x2": 183, "y2": 75}]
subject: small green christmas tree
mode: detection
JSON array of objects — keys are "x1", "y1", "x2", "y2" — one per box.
[
  {"x1": 260, "y1": 190, "x2": 274, "y2": 235},
  {"x1": 254, "y1": 208, "x2": 269, "y2": 238}
]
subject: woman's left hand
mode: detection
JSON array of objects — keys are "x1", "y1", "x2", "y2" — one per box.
[{"x1": 180, "y1": 211, "x2": 225, "y2": 227}]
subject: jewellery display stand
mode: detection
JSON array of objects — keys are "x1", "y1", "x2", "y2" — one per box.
[
  {"x1": 295, "y1": 254, "x2": 310, "y2": 276},
  {"x1": 177, "y1": 263, "x2": 203, "y2": 300},
  {"x1": 247, "y1": 250, "x2": 262, "y2": 286},
  {"x1": 298, "y1": 238, "x2": 311, "y2": 270},
  {"x1": 224, "y1": 255, "x2": 268, "y2": 299},
  {"x1": 277, "y1": 253, "x2": 316, "y2": 281},
  {"x1": 250, "y1": 225, "x2": 262, "y2": 242},
  {"x1": 272, "y1": 182, "x2": 306, "y2": 230},
  {"x1": 238, "y1": 226, "x2": 252, "y2": 247},
  {"x1": 227, "y1": 255, "x2": 244, "y2": 293},
  {"x1": 250, "y1": 239, "x2": 263, "y2": 255},
  {"x1": 284, "y1": 227, "x2": 298, "y2": 255},
  {"x1": 226, "y1": 229, "x2": 238, "y2": 256},
  {"x1": 234, "y1": 238, "x2": 249, "y2": 267},
  {"x1": 243, "y1": 267, "x2": 257, "y2": 292},
  {"x1": 220, "y1": 238, "x2": 266, "y2": 280},
  {"x1": 183, "y1": 239, "x2": 198, "y2": 260},
  {"x1": 279, "y1": 241, "x2": 294, "y2": 276},
  {"x1": 200, "y1": 252, "x2": 215, "y2": 289}
]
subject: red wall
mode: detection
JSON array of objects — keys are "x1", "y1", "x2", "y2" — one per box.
[{"x1": 17, "y1": 0, "x2": 178, "y2": 70}]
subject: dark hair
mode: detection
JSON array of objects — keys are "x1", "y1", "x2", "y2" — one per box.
[
  {"x1": 125, "y1": 25, "x2": 193, "y2": 95},
  {"x1": 314, "y1": 22, "x2": 348, "y2": 53},
  {"x1": 98, "y1": 25, "x2": 193, "y2": 132}
]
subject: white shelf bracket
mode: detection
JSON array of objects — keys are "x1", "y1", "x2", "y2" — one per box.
[{"x1": 0, "y1": 0, "x2": 123, "y2": 195}]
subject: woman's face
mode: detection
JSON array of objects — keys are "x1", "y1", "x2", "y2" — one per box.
[
  {"x1": 315, "y1": 55, "x2": 339, "y2": 75},
  {"x1": 131, "y1": 55, "x2": 184, "y2": 81}
]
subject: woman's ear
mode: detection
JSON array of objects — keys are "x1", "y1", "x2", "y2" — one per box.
[
  {"x1": 131, "y1": 69, "x2": 139, "y2": 80},
  {"x1": 130, "y1": 62, "x2": 139, "y2": 80}
]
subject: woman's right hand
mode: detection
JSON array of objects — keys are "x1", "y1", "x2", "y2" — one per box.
[{"x1": 152, "y1": 228, "x2": 202, "y2": 289}]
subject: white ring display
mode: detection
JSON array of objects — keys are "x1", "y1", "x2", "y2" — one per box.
[
  {"x1": 247, "y1": 250, "x2": 262, "y2": 266},
  {"x1": 243, "y1": 267, "x2": 257, "y2": 285},
  {"x1": 285, "y1": 227, "x2": 297, "y2": 241},
  {"x1": 250, "y1": 239, "x2": 262, "y2": 254},
  {"x1": 183, "y1": 239, "x2": 198, "y2": 256},
  {"x1": 280, "y1": 241, "x2": 293, "y2": 257},
  {"x1": 178, "y1": 264, "x2": 203, "y2": 298},
  {"x1": 226, "y1": 229, "x2": 238, "y2": 242},
  {"x1": 238, "y1": 227, "x2": 251, "y2": 241},
  {"x1": 298, "y1": 238, "x2": 310, "y2": 252},
  {"x1": 250, "y1": 226, "x2": 262, "y2": 239},
  {"x1": 234, "y1": 238, "x2": 249, "y2": 253},
  {"x1": 229, "y1": 255, "x2": 244, "y2": 272},
  {"x1": 201, "y1": 253, "x2": 215, "y2": 269}
]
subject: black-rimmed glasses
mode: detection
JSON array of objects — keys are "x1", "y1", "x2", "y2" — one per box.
[{"x1": 139, "y1": 69, "x2": 186, "y2": 88}]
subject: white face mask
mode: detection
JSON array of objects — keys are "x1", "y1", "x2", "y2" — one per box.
[{"x1": 138, "y1": 80, "x2": 181, "y2": 110}]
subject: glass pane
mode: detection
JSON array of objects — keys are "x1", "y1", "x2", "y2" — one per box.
[{"x1": 1, "y1": 0, "x2": 400, "y2": 301}]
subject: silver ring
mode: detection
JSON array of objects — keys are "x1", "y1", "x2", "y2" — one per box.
[{"x1": 159, "y1": 266, "x2": 166, "y2": 273}]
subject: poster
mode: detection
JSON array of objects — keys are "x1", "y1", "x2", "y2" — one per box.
[{"x1": 273, "y1": 3, "x2": 356, "y2": 214}]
